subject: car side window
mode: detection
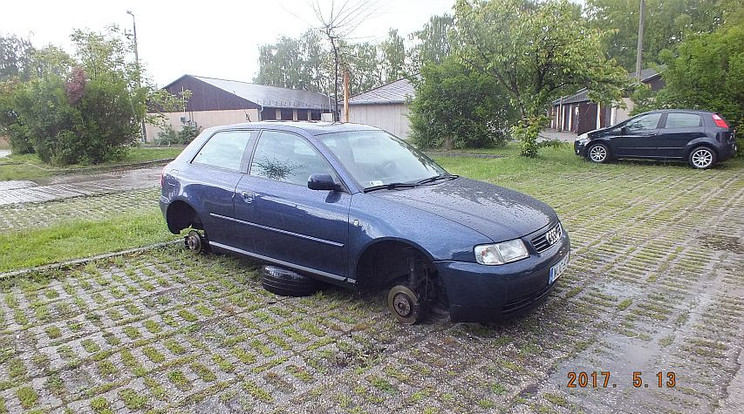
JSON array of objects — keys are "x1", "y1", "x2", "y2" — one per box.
[
  {"x1": 192, "y1": 130, "x2": 254, "y2": 171},
  {"x1": 664, "y1": 113, "x2": 702, "y2": 129},
  {"x1": 250, "y1": 131, "x2": 335, "y2": 185},
  {"x1": 626, "y1": 113, "x2": 662, "y2": 131}
]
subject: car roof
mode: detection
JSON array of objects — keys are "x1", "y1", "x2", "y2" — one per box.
[
  {"x1": 641, "y1": 109, "x2": 714, "y2": 115},
  {"x1": 210, "y1": 121, "x2": 381, "y2": 136}
]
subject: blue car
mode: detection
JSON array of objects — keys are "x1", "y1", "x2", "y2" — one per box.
[{"x1": 160, "y1": 122, "x2": 570, "y2": 323}]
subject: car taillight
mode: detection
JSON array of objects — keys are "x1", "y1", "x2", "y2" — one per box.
[{"x1": 712, "y1": 114, "x2": 729, "y2": 128}]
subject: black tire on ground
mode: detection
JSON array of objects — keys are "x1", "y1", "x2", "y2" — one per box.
[
  {"x1": 387, "y1": 284, "x2": 427, "y2": 325},
  {"x1": 261, "y1": 266, "x2": 320, "y2": 297},
  {"x1": 587, "y1": 143, "x2": 610, "y2": 164},
  {"x1": 688, "y1": 146, "x2": 717, "y2": 169}
]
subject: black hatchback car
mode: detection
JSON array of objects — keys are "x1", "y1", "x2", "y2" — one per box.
[{"x1": 574, "y1": 110, "x2": 737, "y2": 169}]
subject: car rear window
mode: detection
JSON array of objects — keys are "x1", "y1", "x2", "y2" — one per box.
[
  {"x1": 664, "y1": 113, "x2": 702, "y2": 129},
  {"x1": 192, "y1": 130, "x2": 254, "y2": 171}
]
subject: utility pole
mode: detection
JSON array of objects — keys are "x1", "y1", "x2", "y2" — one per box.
[
  {"x1": 127, "y1": 10, "x2": 147, "y2": 142},
  {"x1": 635, "y1": 0, "x2": 645, "y2": 79},
  {"x1": 343, "y1": 69, "x2": 350, "y2": 123}
]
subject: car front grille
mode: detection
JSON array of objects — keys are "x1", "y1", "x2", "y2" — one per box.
[{"x1": 531, "y1": 222, "x2": 562, "y2": 254}]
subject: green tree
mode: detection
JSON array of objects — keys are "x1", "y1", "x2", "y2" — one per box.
[
  {"x1": 655, "y1": 22, "x2": 744, "y2": 132},
  {"x1": 453, "y1": 0, "x2": 627, "y2": 156},
  {"x1": 410, "y1": 14, "x2": 454, "y2": 70},
  {"x1": 378, "y1": 29, "x2": 407, "y2": 82},
  {"x1": 409, "y1": 56, "x2": 515, "y2": 150},
  {"x1": 586, "y1": 0, "x2": 733, "y2": 72},
  {"x1": 341, "y1": 41, "x2": 383, "y2": 95},
  {"x1": 0, "y1": 34, "x2": 35, "y2": 81},
  {"x1": 0, "y1": 26, "x2": 178, "y2": 164}
]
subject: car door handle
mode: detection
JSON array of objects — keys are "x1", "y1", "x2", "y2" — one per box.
[{"x1": 241, "y1": 192, "x2": 254, "y2": 203}]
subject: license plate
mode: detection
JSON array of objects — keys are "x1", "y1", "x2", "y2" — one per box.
[{"x1": 549, "y1": 253, "x2": 570, "y2": 284}]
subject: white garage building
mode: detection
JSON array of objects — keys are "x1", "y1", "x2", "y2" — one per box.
[{"x1": 346, "y1": 78, "x2": 414, "y2": 139}]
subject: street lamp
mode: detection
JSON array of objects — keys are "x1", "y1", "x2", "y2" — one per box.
[{"x1": 126, "y1": 10, "x2": 147, "y2": 143}]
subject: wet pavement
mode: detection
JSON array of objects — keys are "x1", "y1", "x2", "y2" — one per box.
[
  {"x1": 0, "y1": 166, "x2": 162, "y2": 206},
  {"x1": 539, "y1": 129, "x2": 578, "y2": 142}
]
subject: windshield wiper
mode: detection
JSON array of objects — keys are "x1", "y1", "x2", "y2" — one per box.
[
  {"x1": 416, "y1": 173, "x2": 459, "y2": 186},
  {"x1": 363, "y1": 182, "x2": 417, "y2": 193}
]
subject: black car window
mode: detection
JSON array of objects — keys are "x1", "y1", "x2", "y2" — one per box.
[
  {"x1": 250, "y1": 131, "x2": 335, "y2": 185},
  {"x1": 626, "y1": 113, "x2": 662, "y2": 131},
  {"x1": 664, "y1": 113, "x2": 702, "y2": 129},
  {"x1": 192, "y1": 130, "x2": 254, "y2": 171}
]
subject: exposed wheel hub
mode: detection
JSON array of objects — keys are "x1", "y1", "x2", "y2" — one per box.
[{"x1": 185, "y1": 230, "x2": 204, "y2": 253}]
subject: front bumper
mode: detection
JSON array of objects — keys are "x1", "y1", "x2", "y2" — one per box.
[
  {"x1": 436, "y1": 232, "x2": 570, "y2": 323},
  {"x1": 574, "y1": 140, "x2": 588, "y2": 157}
]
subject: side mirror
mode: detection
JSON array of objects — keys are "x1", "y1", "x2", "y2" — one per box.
[
  {"x1": 308, "y1": 173, "x2": 341, "y2": 191},
  {"x1": 620, "y1": 126, "x2": 629, "y2": 135}
]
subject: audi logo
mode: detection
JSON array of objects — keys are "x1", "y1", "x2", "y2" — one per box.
[{"x1": 546, "y1": 224, "x2": 562, "y2": 246}]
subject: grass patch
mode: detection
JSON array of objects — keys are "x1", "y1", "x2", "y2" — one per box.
[
  {"x1": 0, "y1": 146, "x2": 184, "y2": 182},
  {"x1": 90, "y1": 396, "x2": 112, "y2": 414},
  {"x1": 16, "y1": 386, "x2": 38, "y2": 409},
  {"x1": 617, "y1": 299, "x2": 633, "y2": 311},
  {"x1": 143, "y1": 346, "x2": 165, "y2": 363},
  {"x1": 191, "y1": 362, "x2": 217, "y2": 382},
  {"x1": 0, "y1": 209, "x2": 176, "y2": 273},
  {"x1": 167, "y1": 370, "x2": 191, "y2": 391},
  {"x1": 118, "y1": 388, "x2": 149, "y2": 410}
]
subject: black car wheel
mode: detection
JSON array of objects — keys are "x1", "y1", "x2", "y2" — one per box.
[
  {"x1": 387, "y1": 284, "x2": 426, "y2": 325},
  {"x1": 184, "y1": 230, "x2": 208, "y2": 254},
  {"x1": 689, "y1": 146, "x2": 717, "y2": 169},
  {"x1": 587, "y1": 143, "x2": 610, "y2": 163},
  {"x1": 261, "y1": 266, "x2": 320, "y2": 297}
]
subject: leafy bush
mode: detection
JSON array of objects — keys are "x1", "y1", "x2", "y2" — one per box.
[
  {"x1": 0, "y1": 27, "x2": 189, "y2": 165},
  {"x1": 9, "y1": 68, "x2": 138, "y2": 165},
  {"x1": 511, "y1": 116, "x2": 548, "y2": 158},
  {"x1": 409, "y1": 57, "x2": 515, "y2": 150},
  {"x1": 156, "y1": 123, "x2": 202, "y2": 146}
]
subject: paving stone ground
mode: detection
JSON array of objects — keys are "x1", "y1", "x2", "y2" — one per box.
[
  {"x1": 0, "y1": 161, "x2": 743, "y2": 413},
  {"x1": 0, "y1": 167, "x2": 161, "y2": 206}
]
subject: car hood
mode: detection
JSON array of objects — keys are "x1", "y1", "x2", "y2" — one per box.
[{"x1": 372, "y1": 177, "x2": 556, "y2": 242}]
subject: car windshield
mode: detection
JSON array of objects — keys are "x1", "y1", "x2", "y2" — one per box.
[{"x1": 318, "y1": 130, "x2": 448, "y2": 189}]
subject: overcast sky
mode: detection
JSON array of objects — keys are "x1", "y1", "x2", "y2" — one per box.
[{"x1": 1, "y1": 0, "x2": 456, "y2": 86}]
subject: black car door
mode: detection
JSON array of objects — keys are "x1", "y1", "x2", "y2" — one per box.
[
  {"x1": 611, "y1": 112, "x2": 662, "y2": 157},
  {"x1": 656, "y1": 112, "x2": 704, "y2": 158}
]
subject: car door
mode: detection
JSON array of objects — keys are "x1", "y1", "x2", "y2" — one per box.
[
  {"x1": 186, "y1": 129, "x2": 256, "y2": 244},
  {"x1": 611, "y1": 112, "x2": 662, "y2": 157},
  {"x1": 656, "y1": 112, "x2": 704, "y2": 158},
  {"x1": 233, "y1": 130, "x2": 351, "y2": 280}
]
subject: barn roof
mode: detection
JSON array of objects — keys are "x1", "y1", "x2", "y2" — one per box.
[
  {"x1": 349, "y1": 78, "x2": 415, "y2": 105},
  {"x1": 162, "y1": 75, "x2": 331, "y2": 110}
]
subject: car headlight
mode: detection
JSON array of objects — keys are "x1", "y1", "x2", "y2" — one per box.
[
  {"x1": 474, "y1": 239, "x2": 530, "y2": 265},
  {"x1": 576, "y1": 133, "x2": 589, "y2": 144}
]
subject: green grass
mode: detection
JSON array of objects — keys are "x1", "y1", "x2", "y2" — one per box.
[
  {"x1": 0, "y1": 209, "x2": 176, "y2": 273},
  {"x1": 432, "y1": 143, "x2": 601, "y2": 179},
  {"x1": 0, "y1": 146, "x2": 184, "y2": 181}
]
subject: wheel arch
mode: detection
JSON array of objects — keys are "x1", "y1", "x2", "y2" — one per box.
[
  {"x1": 165, "y1": 199, "x2": 203, "y2": 234},
  {"x1": 353, "y1": 238, "x2": 437, "y2": 290},
  {"x1": 684, "y1": 141, "x2": 718, "y2": 159}
]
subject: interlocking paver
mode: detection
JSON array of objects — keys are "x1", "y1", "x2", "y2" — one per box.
[{"x1": 0, "y1": 161, "x2": 743, "y2": 413}]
